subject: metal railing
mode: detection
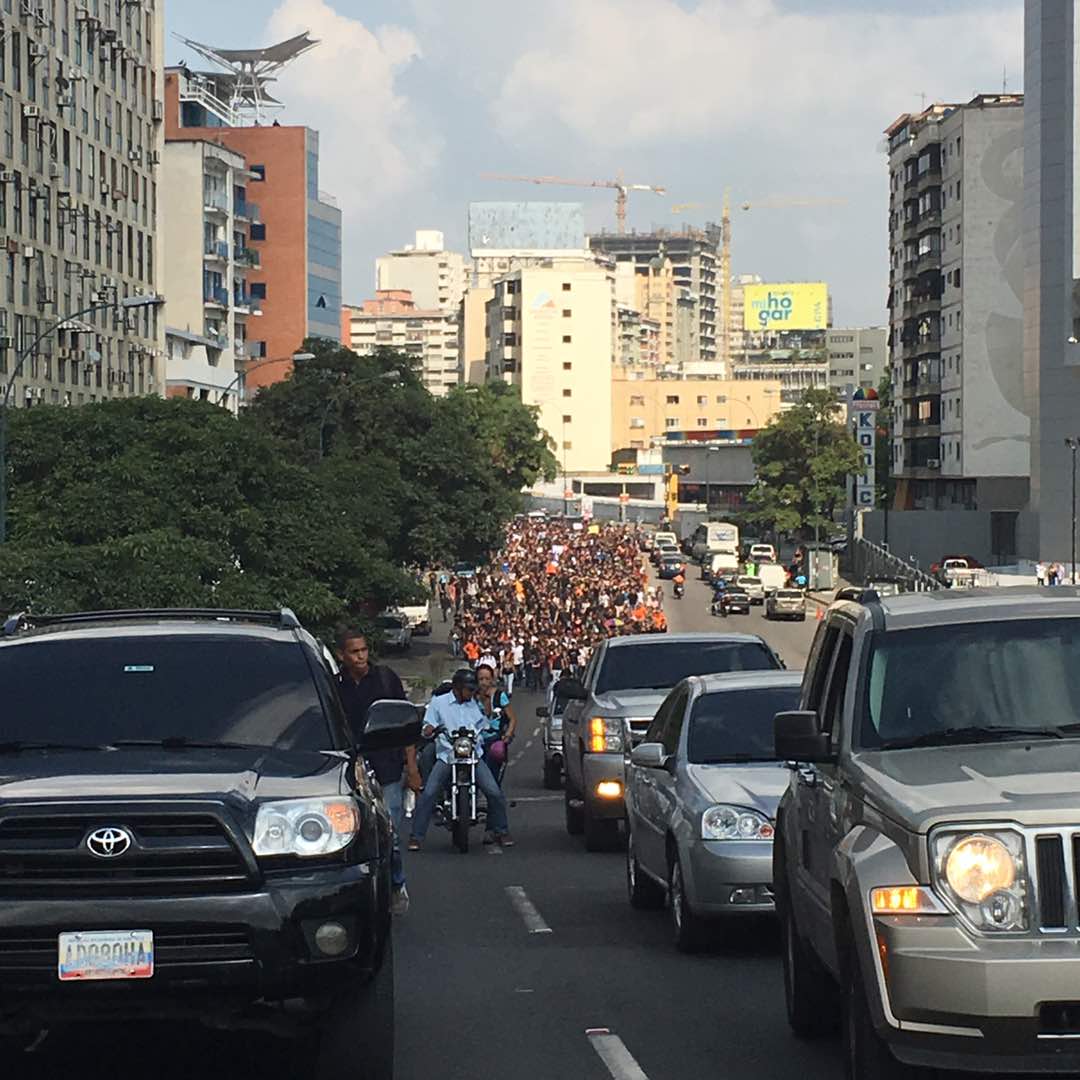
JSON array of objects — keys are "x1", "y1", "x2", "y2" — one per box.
[{"x1": 849, "y1": 536, "x2": 942, "y2": 592}]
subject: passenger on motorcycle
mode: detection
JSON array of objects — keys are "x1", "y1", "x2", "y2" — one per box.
[
  {"x1": 475, "y1": 659, "x2": 517, "y2": 785},
  {"x1": 408, "y1": 668, "x2": 512, "y2": 850}
]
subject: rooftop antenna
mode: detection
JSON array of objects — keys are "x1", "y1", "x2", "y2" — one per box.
[
  {"x1": 916, "y1": 92, "x2": 928, "y2": 110},
  {"x1": 172, "y1": 32, "x2": 319, "y2": 125},
  {"x1": 1003, "y1": 64, "x2": 1008, "y2": 93}
]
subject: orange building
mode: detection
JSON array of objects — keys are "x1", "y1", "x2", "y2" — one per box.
[{"x1": 164, "y1": 68, "x2": 342, "y2": 391}]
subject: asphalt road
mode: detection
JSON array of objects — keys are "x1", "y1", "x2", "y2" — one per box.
[{"x1": 12, "y1": 572, "x2": 834, "y2": 1079}]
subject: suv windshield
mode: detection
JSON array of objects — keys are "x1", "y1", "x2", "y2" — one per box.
[
  {"x1": 688, "y1": 686, "x2": 801, "y2": 763},
  {"x1": 860, "y1": 619, "x2": 1080, "y2": 750},
  {"x1": 0, "y1": 635, "x2": 331, "y2": 751},
  {"x1": 596, "y1": 641, "x2": 778, "y2": 693}
]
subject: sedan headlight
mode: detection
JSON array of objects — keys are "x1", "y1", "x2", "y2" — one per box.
[
  {"x1": 253, "y1": 798, "x2": 359, "y2": 858},
  {"x1": 702, "y1": 805, "x2": 775, "y2": 841},
  {"x1": 453, "y1": 736, "x2": 474, "y2": 759},
  {"x1": 589, "y1": 716, "x2": 624, "y2": 753},
  {"x1": 930, "y1": 829, "x2": 1028, "y2": 932}
]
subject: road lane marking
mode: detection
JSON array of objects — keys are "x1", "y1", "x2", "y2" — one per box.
[
  {"x1": 505, "y1": 885, "x2": 553, "y2": 934},
  {"x1": 532, "y1": 725, "x2": 541, "y2": 737},
  {"x1": 510, "y1": 794, "x2": 562, "y2": 803},
  {"x1": 587, "y1": 1030, "x2": 650, "y2": 1080}
]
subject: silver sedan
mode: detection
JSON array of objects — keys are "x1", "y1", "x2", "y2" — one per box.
[{"x1": 624, "y1": 670, "x2": 802, "y2": 951}]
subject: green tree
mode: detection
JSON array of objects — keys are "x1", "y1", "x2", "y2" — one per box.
[{"x1": 747, "y1": 388, "x2": 862, "y2": 538}]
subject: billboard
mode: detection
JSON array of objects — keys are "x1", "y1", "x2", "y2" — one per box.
[{"x1": 743, "y1": 282, "x2": 828, "y2": 331}]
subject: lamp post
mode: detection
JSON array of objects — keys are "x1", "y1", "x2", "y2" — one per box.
[
  {"x1": 216, "y1": 350, "x2": 315, "y2": 408},
  {"x1": 0, "y1": 294, "x2": 164, "y2": 545},
  {"x1": 1067, "y1": 437, "x2": 1079, "y2": 584}
]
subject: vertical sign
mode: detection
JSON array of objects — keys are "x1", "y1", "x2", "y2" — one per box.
[{"x1": 849, "y1": 389, "x2": 881, "y2": 509}]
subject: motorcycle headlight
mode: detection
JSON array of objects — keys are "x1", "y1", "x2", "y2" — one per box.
[
  {"x1": 702, "y1": 805, "x2": 775, "y2": 841},
  {"x1": 930, "y1": 829, "x2": 1028, "y2": 932},
  {"x1": 453, "y1": 736, "x2": 473, "y2": 759},
  {"x1": 253, "y1": 798, "x2": 359, "y2": 858}
]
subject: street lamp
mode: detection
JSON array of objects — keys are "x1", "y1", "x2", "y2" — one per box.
[
  {"x1": 216, "y1": 351, "x2": 315, "y2": 407},
  {"x1": 0, "y1": 294, "x2": 164, "y2": 545},
  {"x1": 1067, "y1": 437, "x2": 1079, "y2": 584}
]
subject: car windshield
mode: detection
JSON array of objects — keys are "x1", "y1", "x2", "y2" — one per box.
[
  {"x1": 596, "y1": 641, "x2": 778, "y2": 693},
  {"x1": 776, "y1": 590, "x2": 803, "y2": 600},
  {"x1": 738, "y1": 577, "x2": 761, "y2": 586},
  {"x1": 0, "y1": 635, "x2": 331, "y2": 750},
  {"x1": 688, "y1": 686, "x2": 802, "y2": 763},
  {"x1": 860, "y1": 619, "x2": 1080, "y2": 750},
  {"x1": 376, "y1": 615, "x2": 405, "y2": 628}
]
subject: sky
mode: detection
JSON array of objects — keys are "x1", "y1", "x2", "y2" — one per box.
[{"x1": 166, "y1": 0, "x2": 1024, "y2": 328}]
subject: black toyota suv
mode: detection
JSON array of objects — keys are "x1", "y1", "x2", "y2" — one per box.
[{"x1": 0, "y1": 607, "x2": 419, "y2": 1079}]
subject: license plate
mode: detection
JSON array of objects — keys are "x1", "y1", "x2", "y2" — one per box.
[{"x1": 58, "y1": 930, "x2": 154, "y2": 982}]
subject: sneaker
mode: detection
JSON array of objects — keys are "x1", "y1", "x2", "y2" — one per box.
[
  {"x1": 498, "y1": 833, "x2": 515, "y2": 847},
  {"x1": 483, "y1": 830, "x2": 497, "y2": 845},
  {"x1": 407, "y1": 837, "x2": 421, "y2": 852},
  {"x1": 391, "y1": 885, "x2": 410, "y2": 917}
]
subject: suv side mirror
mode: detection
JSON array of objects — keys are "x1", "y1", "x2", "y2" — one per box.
[
  {"x1": 630, "y1": 742, "x2": 669, "y2": 770},
  {"x1": 536, "y1": 706, "x2": 550, "y2": 718},
  {"x1": 554, "y1": 678, "x2": 588, "y2": 702},
  {"x1": 774, "y1": 711, "x2": 833, "y2": 763},
  {"x1": 358, "y1": 700, "x2": 423, "y2": 752}
]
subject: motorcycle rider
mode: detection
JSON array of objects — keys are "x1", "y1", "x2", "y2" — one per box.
[
  {"x1": 408, "y1": 668, "x2": 512, "y2": 850},
  {"x1": 673, "y1": 568, "x2": 686, "y2": 599}
]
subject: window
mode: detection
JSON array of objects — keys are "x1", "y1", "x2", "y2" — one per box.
[
  {"x1": 597, "y1": 641, "x2": 778, "y2": 695},
  {"x1": 666, "y1": 395, "x2": 680, "y2": 405},
  {"x1": 562, "y1": 441, "x2": 572, "y2": 450},
  {"x1": 696, "y1": 395, "x2": 707, "y2": 406},
  {"x1": 562, "y1": 414, "x2": 572, "y2": 424},
  {"x1": 562, "y1": 282, "x2": 571, "y2": 292},
  {"x1": 563, "y1": 361, "x2": 572, "y2": 371},
  {"x1": 629, "y1": 418, "x2": 645, "y2": 429},
  {"x1": 562, "y1": 335, "x2": 571, "y2": 344},
  {"x1": 687, "y1": 686, "x2": 802, "y2": 763},
  {"x1": 250, "y1": 223, "x2": 266, "y2": 241},
  {"x1": 665, "y1": 418, "x2": 679, "y2": 429},
  {"x1": 250, "y1": 282, "x2": 266, "y2": 300},
  {"x1": 715, "y1": 395, "x2": 727, "y2": 404},
  {"x1": 562, "y1": 309, "x2": 571, "y2": 318},
  {"x1": 696, "y1": 418, "x2": 708, "y2": 427},
  {"x1": 630, "y1": 395, "x2": 645, "y2": 406},
  {"x1": 563, "y1": 388, "x2": 572, "y2": 398}
]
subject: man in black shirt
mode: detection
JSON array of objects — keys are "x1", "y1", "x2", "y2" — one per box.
[{"x1": 336, "y1": 627, "x2": 421, "y2": 916}]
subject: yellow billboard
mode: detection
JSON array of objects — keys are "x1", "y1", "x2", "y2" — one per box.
[{"x1": 743, "y1": 282, "x2": 828, "y2": 332}]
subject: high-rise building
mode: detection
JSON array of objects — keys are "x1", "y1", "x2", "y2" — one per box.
[
  {"x1": 376, "y1": 230, "x2": 466, "y2": 311},
  {"x1": 342, "y1": 290, "x2": 460, "y2": 395},
  {"x1": 885, "y1": 94, "x2": 1026, "y2": 511},
  {"x1": 164, "y1": 60, "x2": 341, "y2": 393},
  {"x1": 162, "y1": 139, "x2": 255, "y2": 411},
  {"x1": 485, "y1": 256, "x2": 615, "y2": 472},
  {"x1": 589, "y1": 227, "x2": 719, "y2": 363},
  {"x1": 2, "y1": 2, "x2": 166, "y2": 409},
  {"x1": 826, "y1": 327, "x2": 888, "y2": 395}
]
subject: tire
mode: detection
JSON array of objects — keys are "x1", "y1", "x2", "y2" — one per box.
[
  {"x1": 669, "y1": 851, "x2": 709, "y2": 952},
  {"x1": 565, "y1": 788, "x2": 584, "y2": 835},
  {"x1": 543, "y1": 758, "x2": 562, "y2": 790},
  {"x1": 584, "y1": 799, "x2": 621, "y2": 852},
  {"x1": 626, "y1": 829, "x2": 665, "y2": 910},
  {"x1": 305, "y1": 934, "x2": 395, "y2": 1080},
  {"x1": 453, "y1": 785, "x2": 470, "y2": 854},
  {"x1": 844, "y1": 946, "x2": 921, "y2": 1079},
  {"x1": 781, "y1": 900, "x2": 839, "y2": 1038}
]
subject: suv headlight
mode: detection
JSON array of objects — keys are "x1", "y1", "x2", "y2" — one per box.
[
  {"x1": 930, "y1": 828, "x2": 1028, "y2": 932},
  {"x1": 253, "y1": 798, "x2": 359, "y2": 858},
  {"x1": 702, "y1": 805, "x2": 775, "y2": 841},
  {"x1": 589, "y1": 716, "x2": 624, "y2": 753}
]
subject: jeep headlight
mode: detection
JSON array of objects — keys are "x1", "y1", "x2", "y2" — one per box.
[
  {"x1": 589, "y1": 716, "x2": 624, "y2": 753},
  {"x1": 931, "y1": 829, "x2": 1028, "y2": 932},
  {"x1": 702, "y1": 805, "x2": 775, "y2": 841},
  {"x1": 253, "y1": 798, "x2": 359, "y2": 858}
]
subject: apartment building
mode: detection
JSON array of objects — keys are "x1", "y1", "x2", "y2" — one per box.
[
  {"x1": 164, "y1": 65, "x2": 342, "y2": 392},
  {"x1": 485, "y1": 257, "x2": 614, "y2": 472},
  {"x1": 342, "y1": 289, "x2": 460, "y2": 395},
  {"x1": 162, "y1": 139, "x2": 257, "y2": 411},
  {"x1": 376, "y1": 230, "x2": 466, "y2": 310},
  {"x1": 885, "y1": 93, "x2": 1026, "y2": 510},
  {"x1": 826, "y1": 327, "x2": 887, "y2": 395},
  {"x1": 1, "y1": 1, "x2": 166, "y2": 408}
]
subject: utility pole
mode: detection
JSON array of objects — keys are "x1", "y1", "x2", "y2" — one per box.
[{"x1": 1068, "y1": 438, "x2": 1079, "y2": 583}]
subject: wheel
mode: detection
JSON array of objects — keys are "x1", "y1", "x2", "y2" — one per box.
[
  {"x1": 669, "y1": 851, "x2": 709, "y2": 951},
  {"x1": 584, "y1": 799, "x2": 621, "y2": 852},
  {"x1": 781, "y1": 899, "x2": 839, "y2": 1038},
  {"x1": 626, "y1": 829, "x2": 665, "y2": 910},
  {"x1": 564, "y1": 788, "x2": 584, "y2": 835},
  {"x1": 303, "y1": 934, "x2": 395, "y2": 1080},
  {"x1": 453, "y1": 786, "x2": 470, "y2": 853},
  {"x1": 844, "y1": 944, "x2": 921, "y2": 1079},
  {"x1": 543, "y1": 758, "x2": 562, "y2": 790}
]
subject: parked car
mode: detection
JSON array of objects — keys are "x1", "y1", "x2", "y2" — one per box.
[
  {"x1": 452, "y1": 561, "x2": 477, "y2": 579},
  {"x1": 555, "y1": 633, "x2": 784, "y2": 851},
  {"x1": 774, "y1": 587, "x2": 1080, "y2": 1077},
  {"x1": 393, "y1": 603, "x2": 432, "y2": 636},
  {"x1": 537, "y1": 685, "x2": 569, "y2": 790},
  {"x1": 0, "y1": 607, "x2": 420, "y2": 1076},
  {"x1": 736, "y1": 574, "x2": 766, "y2": 604},
  {"x1": 716, "y1": 588, "x2": 751, "y2": 616},
  {"x1": 765, "y1": 588, "x2": 807, "y2": 621},
  {"x1": 626, "y1": 671, "x2": 803, "y2": 950},
  {"x1": 375, "y1": 611, "x2": 412, "y2": 651},
  {"x1": 658, "y1": 555, "x2": 688, "y2": 580}
]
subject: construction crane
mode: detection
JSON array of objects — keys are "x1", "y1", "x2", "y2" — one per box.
[
  {"x1": 481, "y1": 172, "x2": 667, "y2": 234},
  {"x1": 673, "y1": 195, "x2": 847, "y2": 368}
]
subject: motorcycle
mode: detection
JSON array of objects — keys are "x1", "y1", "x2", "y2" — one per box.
[
  {"x1": 423, "y1": 725, "x2": 481, "y2": 853},
  {"x1": 673, "y1": 581, "x2": 685, "y2": 599}
]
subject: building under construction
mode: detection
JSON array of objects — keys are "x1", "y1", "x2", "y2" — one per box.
[{"x1": 588, "y1": 226, "x2": 720, "y2": 365}]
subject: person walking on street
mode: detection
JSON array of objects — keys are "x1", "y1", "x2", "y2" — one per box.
[{"x1": 335, "y1": 627, "x2": 421, "y2": 916}]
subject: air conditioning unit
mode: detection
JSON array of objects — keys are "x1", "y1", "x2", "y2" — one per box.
[
  {"x1": 100, "y1": 180, "x2": 111, "y2": 195},
  {"x1": 74, "y1": 7, "x2": 91, "y2": 21},
  {"x1": 22, "y1": 105, "x2": 41, "y2": 120},
  {"x1": 22, "y1": 246, "x2": 35, "y2": 259},
  {"x1": 57, "y1": 93, "x2": 73, "y2": 109},
  {"x1": 127, "y1": 149, "x2": 141, "y2": 163},
  {"x1": 111, "y1": 188, "x2": 124, "y2": 202},
  {"x1": 926, "y1": 458, "x2": 941, "y2": 469},
  {"x1": 0, "y1": 337, "x2": 12, "y2": 349},
  {"x1": 28, "y1": 43, "x2": 48, "y2": 59},
  {"x1": 39, "y1": 287, "x2": 54, "y2": 303},
  {"x1": 49, "y1": 162, "x2": 62, "y2": 179}
]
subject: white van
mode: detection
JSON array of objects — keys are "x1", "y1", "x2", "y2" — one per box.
[
  {"x1": 758, "y1": 563, "x2": 789, "y2": 596},
  {"x1": 704, "y1": 551, "x2": 740, "y2": 581},
  {"x1": 749, "y1": 543, "x2": 776, "y2": 563},
  {"x1": 691, "y1": 521, "x2": 739, "y2": 564}
]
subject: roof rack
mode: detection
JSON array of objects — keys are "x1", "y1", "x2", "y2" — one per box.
[{"x1": 2, "y1": 608, "x2": 302, "y2": 637}]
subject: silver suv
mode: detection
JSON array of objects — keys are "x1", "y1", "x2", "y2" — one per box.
[
  {"x1": 556, "y1": 633, "x2": 783, "y2": 851},
  {"x1": 774, "y1": 587, "x2": 1080, "y2": 1077}
]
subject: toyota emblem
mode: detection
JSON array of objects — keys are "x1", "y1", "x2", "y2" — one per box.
[{"x1": 86, "y1": 827, "x2": 133, "y2": 859}]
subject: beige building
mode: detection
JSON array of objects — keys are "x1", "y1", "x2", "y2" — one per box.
[
  {"x1": 612, "y1": 368, "x2": 783, "y2": 451},
  {"x1": 460, "y1": 284, "x2": 494, "y2": 384},
  {"x1": 343, "y1": 290, "x2": 460, "y2": 395},
  {"x1": 375, "y1": 230, "x2": 467, "y2": 311},
  {"x1": 485, "y1": 258, "x2": 615, "y2": 472}
]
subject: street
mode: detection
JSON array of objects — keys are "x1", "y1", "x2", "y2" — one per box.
[{"x1": 13, "y1": 573, "x2": 830, "y2": 1079}]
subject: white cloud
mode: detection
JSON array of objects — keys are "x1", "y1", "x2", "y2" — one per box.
[{"x1": 266, "y1": 0, "x2": 439, "y2": 216}]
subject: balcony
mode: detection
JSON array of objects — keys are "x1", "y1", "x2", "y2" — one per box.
[
  {"x1": 233, "y1": 291, "x2": 262, "y2": 316},
  {"x1": 902, "y1": 294, "x2": 942, "y2": 318},
  {"x1": 233, "y1": 246, "x2": 260, "y2": 269},
  {"x1": 899, "y1": 337, "x2": 941, "y2": 361},
  {"x1": 234, "y1": 199, "x2": 260, "y2": 223},
  {"x1": 916, "y1": 168, "x2": 943, "y2": 194},
  {"x1": 203, "y1": 190, "x2": 228, "y2": 215},
  {"x1": 203, "y1": 286, "x2": 229, "y2": 308},
  {"x1": 203, "y1": 239, "x2": 229, "y2": 261}
]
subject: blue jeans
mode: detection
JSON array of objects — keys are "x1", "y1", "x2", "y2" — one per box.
[
  {"x1": 381, "y1": 779, "x2": 406, "y2": 888},
  {"x1": 411, "y1": 759, "x2": 508, "y2": 840}
]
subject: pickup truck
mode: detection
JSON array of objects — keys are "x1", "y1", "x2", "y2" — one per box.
[
  {"x1": 774, "y1": 586, "x2": 1080, "y2": 1077},
  {"x1": 393, "y1": 603, "x2": 432, "y2": 636},
  {"x1": 556, "y1": 632, "x2": 783, "y2": 851}
]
